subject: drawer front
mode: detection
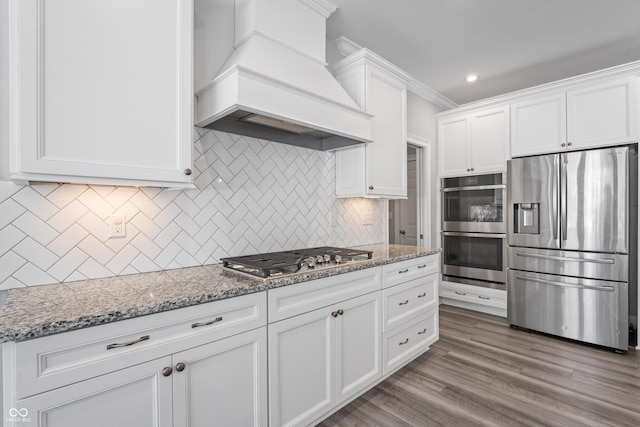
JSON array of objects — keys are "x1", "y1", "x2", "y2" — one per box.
[
  {"x1": 13, "y1": 292, "x2": 267, "y2": 399},
  {"x1": 382, "y1": 254, "x2": 439, "y2": 289},
  {"x1": 382, "y1": 307, "x2": 438, "y2": 375},
  {"x1": 439, "y1": 282, "x2": 506, "y2": 309},
  {"x1": 268, "y1": 267, "x2": 381, "y2": 323},
  {"x1": 382, "y1": 275, "x2": 437, "y2": 332}
]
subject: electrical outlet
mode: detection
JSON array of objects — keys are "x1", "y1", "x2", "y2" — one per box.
[{"x1": 109, "y1": 214, "x2": 126, "y2": 238}]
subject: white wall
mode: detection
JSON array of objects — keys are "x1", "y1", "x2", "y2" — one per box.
[
  {"x1": 0, "y1": 129, "x2": 385, "y2": 290},
  {"x1": 406, "y1": 92, "x2": 445, "y2": 247}
]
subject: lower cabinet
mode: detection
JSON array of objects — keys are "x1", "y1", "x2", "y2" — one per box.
[
  {"x1": 268, "y1": 291, "x2": 381, "y2": 427},
  {"x1": 439, "y1": 280, "x2": 507, "y2": 317},
  {"x1": 16, "y1": 357, "x2": 174, "y2": 427},
  {"x1": 172, "y1": 327, "x2": 267, "y2": 427},
  {"x1": 16, "y1": 327, "x2": 267, "y2": 427}
]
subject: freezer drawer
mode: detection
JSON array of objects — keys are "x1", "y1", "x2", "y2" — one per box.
[
  {"x1": 508, "y1": 247, "x2": 628, "y2": 282},
  {"x1": 507, "y1": 270, "x2": 628, "y2": 351}
]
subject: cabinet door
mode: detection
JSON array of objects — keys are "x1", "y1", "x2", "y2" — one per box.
[
  {"x1": 510, "y1": 93, "x2": 567, "y2": 157},
  {"x1": 10, "y1": 0, "x2": 193, "y2": 187},
  {"x1": 172, "y1": 327, "x2": 267, "y2": 427},
  {"x1": 268, "y1": 308, "x2": 334, "y2": 427},
  {"x1": 16, "y1": 357, "x2": 173, "y2": 427},
  {"x1": 470, "y1": 106, "x2": 509, "y2": 173},
  {"x1": 438, "y1": 115, "x2": 469, "y2": 176},
  {"x1": 364, "y1": 67, "x2": 407, "y2": 197},
  {"x1": 567, "y1": 76, "x2": 638, "y2": 150},
  {"x1": 335, "y1": 292, "x2": 381, "y2": 403}
]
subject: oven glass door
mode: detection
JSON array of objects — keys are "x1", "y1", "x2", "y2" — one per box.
[
  {"x1": 442, "y1": 232, "x2": 506, "y2": 284},
  {"x1": 442, "y1": 173, "x2": 505, "y2": 233}
]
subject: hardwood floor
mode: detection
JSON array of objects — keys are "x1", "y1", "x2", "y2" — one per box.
[{"x1": 318, "y1": 304, "x2": 640, "y2": 427}]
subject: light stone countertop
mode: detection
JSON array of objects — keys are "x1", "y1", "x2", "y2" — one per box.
[{"x1": 0, "y1": 244, "x2": 440, "y2": 343}]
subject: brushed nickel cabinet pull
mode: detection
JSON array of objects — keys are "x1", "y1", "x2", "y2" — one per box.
[
  {"x1": 417, "y1": 293, "x2": 427, "y2": 298},
  {"x1": 106, "y1": 335, "x2": 149, "y2": 350},
  {"x1": 398, "y1": 269, "x2": 409, "y2": 274},
  {"x1": 417, "y1": 264, "x2": 427, "y2": 269},
  {"x1": 478, "y1": 296, "x2": 491, "y2": 300},
  {"x1": 399, "y1": 300, "x2": 409, "y2": 306},
  {"x1": 418, "y1": 328, "x2": 427, "y2": 335},
  {"x1": 399, "y1": 338, "x2": 409, "y2": 345},
  {"x1": 454, "y1": 291, "x2": 466, "y2": 296},
  {"x1": 191, "y1": 316, "x2": 223, "y2": 328}
]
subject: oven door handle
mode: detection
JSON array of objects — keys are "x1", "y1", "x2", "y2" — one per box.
[
  {"x1": 442, "y1": 184, "x2": 506, "y2": 192},
  {"x1": 442, "y1": 232, "x2": 506, "y2": 239}
]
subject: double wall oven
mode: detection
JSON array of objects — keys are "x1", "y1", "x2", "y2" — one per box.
[{"x1": 441, "y1": 173, "x2": 507, "y2": 290}]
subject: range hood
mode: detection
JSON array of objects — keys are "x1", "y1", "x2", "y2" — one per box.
[{"x1": 194, "y1": 0, "x2": 372, "y2": 151}]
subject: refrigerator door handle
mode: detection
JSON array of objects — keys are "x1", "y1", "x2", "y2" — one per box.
[
  {"x1": 551, "y1": 154, "x2": 560, "y2": 243},
  {"x1": 514, "y1": 251, "x2": 616, "y2": 264},
  {"x1": 515, "y1": 275, "x2": 615, "y2": 292},
  {"x1": 560, "y1": 152, "x2": 568, "y2": 245}
]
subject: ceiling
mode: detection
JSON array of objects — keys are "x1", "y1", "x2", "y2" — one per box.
[{"x1": 325, "y1": 0, "x2": 640, "y2": 106}]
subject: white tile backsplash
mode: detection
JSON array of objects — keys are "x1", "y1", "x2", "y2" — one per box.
[{"x1": 0, "y1": 129, "x2": 384, "y2": 290}]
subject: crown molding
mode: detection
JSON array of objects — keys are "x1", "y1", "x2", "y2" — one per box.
[
  {"x1": 333, "y1": 37, "x2": 457, "y2": 111},
  {"x1": 299, "y1": 0, "x2": 337, "y2": 18}
]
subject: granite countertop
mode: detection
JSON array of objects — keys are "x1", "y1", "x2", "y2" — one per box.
[{"x1": 0, "y1": 244, "x2": 440, "y2": 343}]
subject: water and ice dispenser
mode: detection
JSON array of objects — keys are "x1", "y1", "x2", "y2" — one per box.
[{"x1": 514, "y1": 203, "x2": 539, "y2": 234}]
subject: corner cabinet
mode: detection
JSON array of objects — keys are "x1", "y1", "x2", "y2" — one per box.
[
  {"x1": 333, "y1": 50, "x2": 409, "y2": 198},
  {"x1": 511, "y1": 75, "x2": 638, "y2": 158},
  {"x1": 437, "y1": 106, "x2": 510, "y2": 177},
  {"x1": 8, "y1": 0, "x2": 194, "y2": 188}
]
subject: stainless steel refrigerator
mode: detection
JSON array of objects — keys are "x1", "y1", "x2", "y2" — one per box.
[{"x1": 507, "y1": 145, "x2": 637, "y2": 351}]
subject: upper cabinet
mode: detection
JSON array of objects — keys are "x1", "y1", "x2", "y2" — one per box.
[
  {"x1": 511, "y1": 76, "x2": 638, "y2": 158},
  {"x1": 333, "y1": 50, "x2": 409, "y2": 198},
  {"x1": 438, "y1": 106, "x2": 509, "y2": 177},
  {"x1": 8, "y1": 0, "x2": 193, "y2": 187}
]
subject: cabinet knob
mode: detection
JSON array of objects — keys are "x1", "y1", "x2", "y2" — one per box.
[
  {"x1": 368, "y1": 185, "x2": 374, "y2": 190},
  {"x1": 162, "y1": 367, "x2": 173, "y2": 377},
  {"x1": 332, "y1": 311, "x2": 339, "y2": 318},
  {"x1": 567, "y1": 142, "x2": 573, "y2": 147},
  {"x1": 561, "y1": 143, "x2": 566, "y2": 147},
  {"x1": 470, "y1": 168, "x2": 474, "y2": 171},
  {"x1": 184, "y1": 168, "x2": 192, "y2": 176},
  {"x1": 175, "y1": 362, "x2": 186, "y2": 372},
  {"x1": 338, "y1": 309, "x2": 344, "y2": 316}
]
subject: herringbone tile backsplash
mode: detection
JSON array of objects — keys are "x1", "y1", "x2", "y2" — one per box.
[{"x1": 0, "y1": 129, "x2": 384, "y2": 290}]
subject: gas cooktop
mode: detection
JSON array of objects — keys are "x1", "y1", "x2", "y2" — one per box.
[{"x1": 221, "y1": 246, "x2": 373, "y2": 279}]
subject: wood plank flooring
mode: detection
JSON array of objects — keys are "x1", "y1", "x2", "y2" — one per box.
[{"x1": 318, "y1": 304, "x2": 640, "y2": 427}]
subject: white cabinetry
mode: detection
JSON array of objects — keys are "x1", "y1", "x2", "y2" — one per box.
[
  {"x1": 439, "y1": 280, "x2": 506, "y2": 317},
  {"x1": 438, "y1": 106, "x2": 509, "y2": 177},
  {"x1": 381, "y1": 256, "x2": 439, "y2": 374},
  {"x1": 334, "y1": 50, "x2": 409, "y2": 198},
  {"x1": 511, "y1": 76, "x2": 638, "y2": 157},
  {"x1": 8, "y1": 0, "x2": 193, "y2": 187},
  {"x1": 267, "y1": 268, "x2": 382, "y2": 427},
  {"x1": 2, "y1": 292, "x2": 267, "y2": 427}
]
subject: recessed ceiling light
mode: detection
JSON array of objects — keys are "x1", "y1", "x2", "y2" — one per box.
[{"x1": 466, "y1": 74, "x2": 478, "y2": 83}]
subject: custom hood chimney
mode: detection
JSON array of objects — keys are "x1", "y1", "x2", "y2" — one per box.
[{"x1": 194, "y1": 0, "x2": 372, "y2": 150}]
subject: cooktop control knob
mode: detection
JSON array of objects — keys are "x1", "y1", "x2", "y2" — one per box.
[
  {"x1": 316, "y1": 255, "x2": 324, "y2": 264},
  {"x1": 307, "y1": 258, "x2": 316, "y2": 268},
  {"x1": 335, "y1": 255, "x2": 342, "y2": 264},
  {"x1": 323, "y1": 255, "x2": 331, "y2": 263}
]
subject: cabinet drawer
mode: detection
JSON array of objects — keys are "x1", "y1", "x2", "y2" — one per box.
[
  {"x1": 382, "y1": 307, "x2": 438, "y2": 375},
  {"x1": 439, "y1": 282, "x2": 506, "y2": 309},
  {"x1": 382, "y1": 275, "x2": 437, "y2": 332},
  {"x1": 382, "y1": 255, "x2": 439, "y2": 289},
  {"x1": 12, "y1": 292, "x2": 266, "y2": 399},
  {"x1": 268, "y1": 268, "x2": 381, "y2": 323}
]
